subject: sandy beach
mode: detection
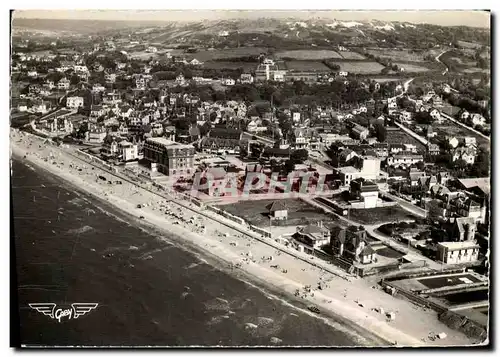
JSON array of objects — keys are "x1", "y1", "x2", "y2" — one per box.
[{"x1": 10, "y1": 128, "x2": 479, "y2": 347}]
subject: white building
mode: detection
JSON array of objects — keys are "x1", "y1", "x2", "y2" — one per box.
[
  {"x1": 436, "y1": 241, "x2": 480, "y2": 264},
  {"x1": 66, "y1": 96, "x2": 84, "y2": 109},
  {"x1": 119, "y1": 140, "x2": 139, "y2": 161},
  {"x1": 58, "y1": 78, "x2": 70, "y2": 90},
  {"x1": 222, "y1": 78, "x2": 235, "y2": 86}
]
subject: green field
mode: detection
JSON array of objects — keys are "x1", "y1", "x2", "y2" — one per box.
[{"x1": 275, "y1": 49, "x2": 343, "y2": 60}]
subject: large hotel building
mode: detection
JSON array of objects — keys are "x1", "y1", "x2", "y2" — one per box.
[{"x1": 143, "y1": 137, "x2": 195, "y2": 176}]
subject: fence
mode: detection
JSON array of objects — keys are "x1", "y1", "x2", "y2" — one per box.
[
  {"x1": 249, "y1": 225, "x2": 272, "y2": 238},
  {"x1": 204, "y1": 204, "x2": 247, "y2": 226},
  {"x1": 380, "y1": 280, "x2": 447, "y2": 313},
  {"x1": 382, "y1": 267, "x2": 465, "y2": 282}
]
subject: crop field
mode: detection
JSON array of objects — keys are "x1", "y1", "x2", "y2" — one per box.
[
  {"x1": 365, "y1": 48, "x2": 426, "y2": 62},
  {"x1": 339, "y1": 51, "x2": 366, "y2": 60},
  {"x1": 202, "y1": 61, "x2": 257, "y2": 71},
  {"x1": 275, "y1": 49, "x2": 343, "y2": 60},
  {"x1": 395, "y1": 63, "x2": 431, "y2": 73},
  {"x1": 284, "y1": 60, "x2": 330, "y2": 71},
  {"x1": 329, "y1": 61, "x2": 385, "y2": 74}
]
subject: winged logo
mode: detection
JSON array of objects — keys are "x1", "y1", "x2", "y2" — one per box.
[
  {"x1": 72, "y1": 303, "x2": 99, "y2": 318},
  {"x1": 28, "y1": 303, "x2": 56, "y2": 319},
  {"x1": 29, "y1": 303, "x2": 98, "y2": 322}
]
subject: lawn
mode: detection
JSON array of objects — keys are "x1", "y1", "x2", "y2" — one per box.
[
  {"x1": 348, "y1": 206, "x2": 417, "y2": 225},
  {"x1": 275, "y1": 49, "x2": 343, "y2": 60},
  {"x1": 284, "y1": 60, "x2": 331, "y2": 71},
  {"x1": 339, "y1": 51, "x2": 367, "y2": 60},
  {"x1": 328, "y1": 61, "x2": 385, "y2": 74},
  {"x1": 218, "y1": 198, "x2": 340, "y2": 228}
]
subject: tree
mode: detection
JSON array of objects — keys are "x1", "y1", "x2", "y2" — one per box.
[
  {"x1": 373, "y1": 123, "x2": 387, "y2": 142},
  {"x1": 291, "y1": 149, "x2": 308, "y2": 164}
]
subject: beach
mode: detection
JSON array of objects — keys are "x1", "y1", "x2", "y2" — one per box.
[{"x1": 10, "y1": 128, "x2": 478, "y2": 346}]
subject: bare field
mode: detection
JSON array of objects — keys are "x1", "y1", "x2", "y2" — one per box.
[
  {"x1": 339, "y1": 51, "x2": 366, "y2": 60},
  {"x1": 329, "y1": 61, "x2": 385, "y2": 74},
  {"x1": 275, "y1": 49, "x2": 343, "y2": 60},
  {"x1": 285, "y1": 60, "x2": 330, "y2": 71}
]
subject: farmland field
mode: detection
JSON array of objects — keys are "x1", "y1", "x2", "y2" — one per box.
[
  {"x1": 329, "y1": 61, "x2": 385, "y2": 74},
  {"x1": 339, "y1": 51, "x2": 366, "y2": 60},
  {"x1": 218, "y1": 198, "x2": 340, "y2": 228},
  {"x1": 275, "y1": 49, "x2": 342, "y2": 60},
  {"x1": 395, "y1": 63, "x2": 430, "y2": 73},
  {"x1": 284, "y1": 60, "x2": 330, "y2": 71},
  {"x1": 365, "y1": 48, "x2": 427, "y2": 62},
  {"x1": 202, "y1": 61, "x2": 257, "y2": 71}
]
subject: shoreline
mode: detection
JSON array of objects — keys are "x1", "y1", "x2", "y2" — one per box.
[
  {"x1": 10, "y1": 129, "x2": 477, "y2": 347},
  {"x1": 11, "y1": 152, "x2": 384, "y2": 347}
]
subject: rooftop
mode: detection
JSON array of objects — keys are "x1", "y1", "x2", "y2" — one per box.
[
  {"x1": 438, "y1": 241, "x2": 480, "y2": 250},
  {"x1": 337, "y1": 166, "x2": 360, "y2": 174},
  {"x1": 146, "y1": 137, "x2": 193, "y2": 149}
]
